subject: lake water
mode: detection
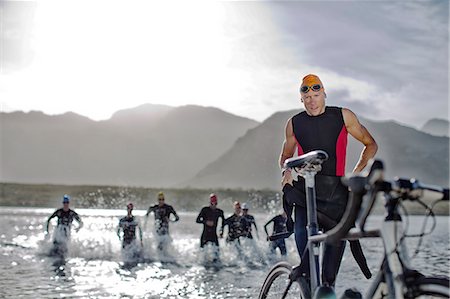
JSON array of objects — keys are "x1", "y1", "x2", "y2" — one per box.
[{"x1": 0, "y1": 207, "x2": 448, "y2": 298}]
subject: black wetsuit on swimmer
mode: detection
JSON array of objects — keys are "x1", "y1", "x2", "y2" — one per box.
[
  {"x1": 283, "y1": 106, "x2": 370, "y2": 285},
  {"x1": 241, "y1": 214, "x2": 258, "y2": 239},
  {"x1": 196, "y1": 207, "x2": 225, "y2": 247},
  {"x1": 146, "y1": 204, "x2": 179, "y2": 236},
  {"x1": 264, "y1": 215, "x2": 288, "y2": 256},
  {"x1": 47, "y1": 209, "x2": 82, "y2": 238},
  {"x1": 223, "y1": 214, "x2": 246, "y2": 243},
  {"x1": 118, "y1": 216, "x2": 141, "y2": 248}
]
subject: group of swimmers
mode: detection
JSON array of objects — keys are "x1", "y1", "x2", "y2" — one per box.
[
  {"x1": 45, "y1": 192, "x2": 289, "y2": 258},
  {"x1": 196, "y1": 193, "x2": 289, "y2": 257}
]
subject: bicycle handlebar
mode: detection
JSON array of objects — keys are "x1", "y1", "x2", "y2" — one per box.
[
  {"x1": 282, "y1": 152, "x2": 448, "y2": 245},
  {"x1": 325, "y1": 177, "x2": 367, "y2": 244},
  {"x1": 326, "y1": 159, "x2": 448, "y2": 244},
  {"x1": 390, "y1": 178, "x2": 449, "y2": 201},
  {"x1": 325, "y1": 159, "x2": 384, "y2": 244}
]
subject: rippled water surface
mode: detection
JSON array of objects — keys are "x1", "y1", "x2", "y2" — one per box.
[{"x1": 0, "y1": 207, "x2": 448, "y2": 298}]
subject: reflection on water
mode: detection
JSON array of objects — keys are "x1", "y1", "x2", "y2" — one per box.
[{"x1": 0, "y1": 207, "x2": 448, "y2": 298}]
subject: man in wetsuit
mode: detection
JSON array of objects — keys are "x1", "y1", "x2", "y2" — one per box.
[
  {"x1": 264, "y1": 212, "x2": 288, "y2": 256},
  {"x1": 241, "y1": 203, "x2": 259, "y2": 239},
  {"x1": 146, "y1": 192, "x2": 179, "y2": 250},
  {"x1": 280, "y1": 74, "x2": 377, "y2": 286},
  {"x1": 196, "y1": 193, "x2": 225, "y2": 248},
  {"x1": 46, "y1": 194, "x2": 83, "y2": 254},
  {"x1": 117, "y1": 202, "x2": 143, "y2": 249},
  {"x1": 221, "y1": 201, "x2": 246, "y2": 244}
]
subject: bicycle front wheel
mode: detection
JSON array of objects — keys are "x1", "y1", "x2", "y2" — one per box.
[
  {"x1": 258, "y1": 261, "x2": 307, "y2": 299},
  {"x1": 405, "y1": 276, "x2": 450, "y2": 298}
]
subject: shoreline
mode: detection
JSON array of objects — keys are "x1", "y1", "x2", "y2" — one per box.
[{"x1": 1, "y1": 182, "x2": 448, "y2": 216}]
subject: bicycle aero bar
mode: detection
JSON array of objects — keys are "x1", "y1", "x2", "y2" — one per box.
[{"x1": 312, "y1": 159, "x2": 449, "y2": 245}]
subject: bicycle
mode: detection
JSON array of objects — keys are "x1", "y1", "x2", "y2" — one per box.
[{"x1": 259, "y1": 150, "x2": 449, "y2": 299}]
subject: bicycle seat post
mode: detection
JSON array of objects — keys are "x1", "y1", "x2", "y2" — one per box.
[{"x1": 298, "y1": 164, "x2": 322, "y2": 293}]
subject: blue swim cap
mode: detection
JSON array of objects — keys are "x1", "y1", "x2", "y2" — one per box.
[{"x1": 63, "y1": 194, "x2": 70, "y2": 203}]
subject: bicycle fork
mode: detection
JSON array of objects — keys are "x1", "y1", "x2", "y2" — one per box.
[{"x1": 379, "y1": 194, "x2": 410, "y2": 299}]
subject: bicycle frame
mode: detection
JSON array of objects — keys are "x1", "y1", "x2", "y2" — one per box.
[
  {"x1": 298, "y1": 164, "x2": 323, "y2": 294},
  {"x1": 365, "y1": 192, "x2": 412, "y2": 299},
  {"x1": 262, "y1": 156, "x2": 449, "y2": 299},
  {"x1": 296, "y1": 172, "x2": 414, "y2": 298}
]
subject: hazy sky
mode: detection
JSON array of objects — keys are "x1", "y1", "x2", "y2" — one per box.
[{"x1": 1, "y1": 0, "x2": 448, "y2": 128}]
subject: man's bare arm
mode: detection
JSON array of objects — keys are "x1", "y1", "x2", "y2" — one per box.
[
  {"x1": 342, "y1": 108, "x2": 378, "y2": 173},
  {"x1": 279, "y1": 118, "x2": 297, "y2": 169},
  {"x1": 279, "y1": 118, "x2": 297, "y2": 186}
]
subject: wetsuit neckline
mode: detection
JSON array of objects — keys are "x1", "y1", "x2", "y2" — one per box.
[{"x1": 304, "y1": 106, "x2": 328, "y2": 118}]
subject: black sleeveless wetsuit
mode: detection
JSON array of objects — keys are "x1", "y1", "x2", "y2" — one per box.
[
  {"x1": 283, "y1": 106, "x2": 349, "y2": 286},
  {"x1": 284, "y1": 106, "x2": 349, "y2": 221}
]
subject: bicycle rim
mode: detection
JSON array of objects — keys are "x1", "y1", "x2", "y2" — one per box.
[{"x1": 259, "y1": 262, "x2": 305, "y2": 299}]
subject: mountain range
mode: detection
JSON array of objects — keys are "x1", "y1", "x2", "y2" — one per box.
[
  {"x1": 0, "y1": 104, "x2": 258, "y2": 187},
  {"x1": 1, "y1": 104, "x2": 448, "y2": 189},
  {"x1": 421, "y1": 118, "x2": 449, "y2": 137}
]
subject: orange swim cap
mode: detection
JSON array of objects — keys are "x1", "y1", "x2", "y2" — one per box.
[{"x1": 301, "y1": 74, "x2": 324, "y2": 91}]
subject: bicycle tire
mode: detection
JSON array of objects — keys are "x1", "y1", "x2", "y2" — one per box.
[
  {"x1": 258, "y1": 261, "x2": 308, "y2": 299},
  {"x1": 405, "y1": 276, "x2": 450, "y2": 298},
  {"x1": 371, "y1": 275, "x2": 450, "y2": 299}
]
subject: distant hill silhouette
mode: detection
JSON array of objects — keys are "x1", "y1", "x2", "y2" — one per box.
[
  {"x1": 186, "y1": 110, "x2": 449, "y2": 189},
  {"x1": 0, "y1": 104, "x2": 259, "y2": 187},
  {"x1": 2, "y1": 106, "x2": 448, "y2": 190},
  {"x1": 421, "y1": 118, "x2": 449, "y2": 137}
]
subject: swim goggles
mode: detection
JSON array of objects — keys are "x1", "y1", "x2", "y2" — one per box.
[{"x1": 300, "y1": 84, "x2": 322, "y2": 93}]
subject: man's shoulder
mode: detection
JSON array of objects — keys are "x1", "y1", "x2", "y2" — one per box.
[
  {"x1": 148, "y1": 205, "x2": 161, "y2": 212},
  {"x1": 292, "y1": 110, "x2": 307, "y2": 119},
  {"x1": 200, "y1": 206, "x2": 210, "y2": 214},
  {"x1": 326, "y1": 106, "x2": 344, "y2": 114},
  {"x1": 121, "y1": 216, "x2": 136, "y2": 222},
  {"x1": 51, "y1": 208, "x2": 63, "y2": 217}
]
